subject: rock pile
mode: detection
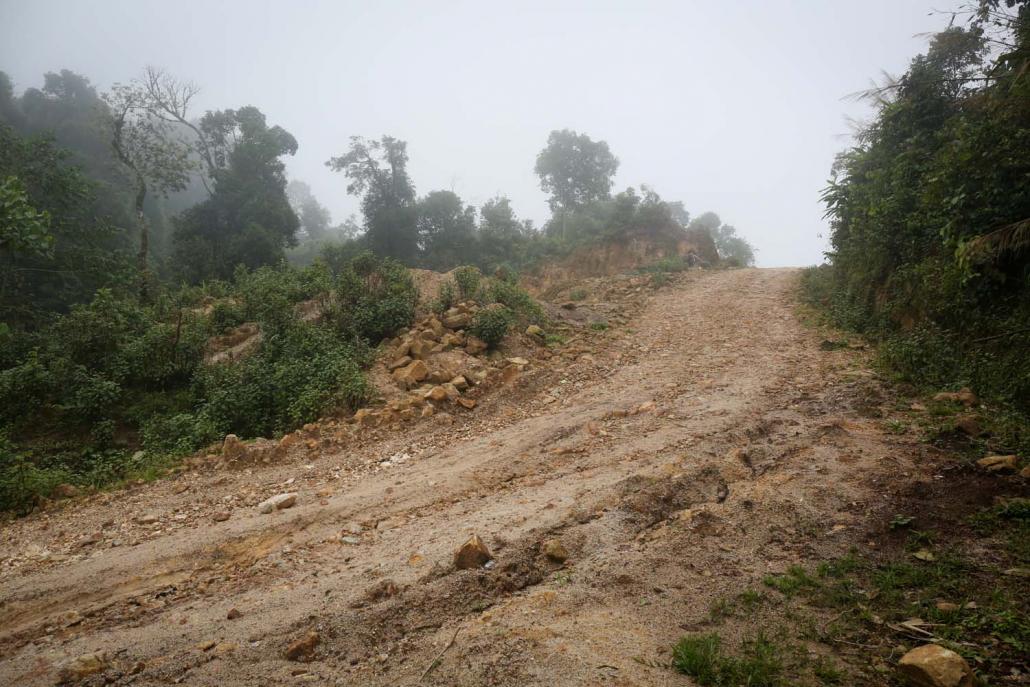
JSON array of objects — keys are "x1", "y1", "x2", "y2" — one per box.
[{"x1": 348, "y1": 302, "x2": 544, "y2": 428}]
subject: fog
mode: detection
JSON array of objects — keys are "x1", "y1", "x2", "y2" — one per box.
[{"x1": 1, "y1": 0, "x2": 964, "y2": 266}]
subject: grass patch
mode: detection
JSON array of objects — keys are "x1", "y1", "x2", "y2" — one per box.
[
  {"x1": 763, "y1": 565, "x2": 819, "y2": 597},
  {"x1": 672, "y1": 633, "x2": 783, "y2": 687}
]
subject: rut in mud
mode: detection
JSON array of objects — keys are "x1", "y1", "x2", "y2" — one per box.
[{"x1": 0, "y1": 269, "x2": 934, "y2": 685}]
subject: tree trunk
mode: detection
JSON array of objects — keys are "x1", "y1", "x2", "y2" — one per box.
[{"x1": 134, "y1": 175, "x2": 150, "y2": 303}]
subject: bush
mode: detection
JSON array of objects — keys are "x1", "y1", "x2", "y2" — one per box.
[
  {"x1": 197, "y1": 321, "x2": 370, "y2": 437},
  {"x1": 485, "y1": 279, "x2": 545, "y2": 324},
  {"x1": 453, "y1": 265, "x2": 482, "y2": 301},
  {"x1": 0, "y1": 433, "x2": 72, "y2": 514},
  {"x1": 141, "y1": 412, "x2": 220, "y2": 456},
  {"x1": 433, "y1": 281, "x2": 457, "y2": 314},
  {"x1": 335, "y1": 251, "x2": 418, "y2": 342},
  {"x1": 469, "y1": 307, "x2": 514, "y2": 348}
]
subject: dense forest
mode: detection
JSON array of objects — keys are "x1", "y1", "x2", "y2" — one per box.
[
  {"x1": 803, "y1": 0, "x2": 1029, "y2": 454},
  {"x1": 0, "y1": 67, "x2": 752, "y2": 511}
]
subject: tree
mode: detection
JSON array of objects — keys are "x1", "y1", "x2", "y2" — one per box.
[
  {"x1": 416, "y1": 190, "x2": 477, "y2": 269},
  {"x1": 0, "y1": 125, "x2": 130, "y2": 325},
  {"x1": 534, "y1": 129, "x2": 619, "y2": 238},
  {"x1": 105, "y1": 78, "x2": 193, "y2": 299},
  {"x1": 478, "y1": 196, "x2": 532, "y2": 271},
  {"x1": 326, "y1": 136, "x2": 418, "y2": 262},
  {"x1": 711, "y1": 225, "x2": 756, "y2": 267},
  {"x1": 0, "y1": 175, "x2": 52, "y2": 258},
  {"x1": 686, "y1": 212, "x2": 755, "y2": 266},
  {"x1": 173, "y1": 107, "x2": 299, "y2": 282},
  {"x1": 287, "y1": 180, "x2": 332, "y2": 241}
]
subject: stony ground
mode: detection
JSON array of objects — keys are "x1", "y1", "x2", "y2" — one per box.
[{"x1": 0, "y1": 268, "x2": 998, "y2": 686}]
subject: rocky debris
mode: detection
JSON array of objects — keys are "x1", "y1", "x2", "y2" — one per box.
[
  {"x1": 424, "y1": 386, "x2": 449, "y2": 402},
  {"x1": 134, "y1": 513, "x2": 159, "y2": 525},
  {"x1": 977, "y1": 455, "x2": 1018, "y2": 473},
  {"x1": 542, "y1": 538, "x2": 568, "y2": 563},
  {"x1": 56, "y1": 651, "x2": 108, "y2": 683},
  {"x1": 258, "y1": 492, "x2": 297, "y2": 514},
  {"x1": 212, "y1": 511, "x2": 231, "y2": 522},
  {"x1": 226, "y1": 608, "x2": 241, "y2": 620},
  {"x1": 454, "y1": 533, "x2": 492, "y2": 570},
  {"x1": 933, "y1": 388, "x2": 978, "y2": 407},
  {"x1": 366, "y1": 579, "x2": 399, "y2": 602},
  {"x1": 285, "y1": 631, "x2": 320, "y2": 661},
  {"x1": 387, "y1": 355, "x2": 412, "y2": 371},
  {"x1": 465, "y1": 336, "x2": 487, "y2": 355},
  {"x1": 897, "y1": 644, "x2": 973, "y2": 687},
  {"x1": 222, "y1": 434, "x2": 247, "y2": 460}
]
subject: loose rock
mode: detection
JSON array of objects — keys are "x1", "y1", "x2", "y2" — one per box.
[
  {"x1": 57, "y1": 651, "x2": 108, "y2": 683},
  {"x1": 976, "y1": 455, "x2": 1018, "y2": 473},
  {"x1": 897, "y1": 644, "x2": 973, "y2": 687},
  {"x1": 258, "y1": 492, "x2": 297, "y2": 514},
  {"x1": 542, "y1": 538, "x2": 568, "y2": 563},
  {"x1": 285, "y1": 631, "x2": 320, "y2": 661},
  {"x1": 454, "y1": 533, "x2": 492, "y2": 570}
]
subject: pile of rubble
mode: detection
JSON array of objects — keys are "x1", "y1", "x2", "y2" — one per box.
[{"x1": 352, "y1": 300, "x2": 540, "y2": 428}]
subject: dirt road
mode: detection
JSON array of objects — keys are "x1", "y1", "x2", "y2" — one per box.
[{"x1": 0, "y1": 268, "x2": 924, "y2": 685}]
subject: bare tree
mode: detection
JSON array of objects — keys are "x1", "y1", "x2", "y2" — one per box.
[
  {"x1": 140, "y1": 66, "x2": 217, "y2": 192},
  {"x1": 105, "y1": 79, "x2": 193, "y2": 300}
]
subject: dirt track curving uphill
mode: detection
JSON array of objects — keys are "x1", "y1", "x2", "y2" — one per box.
[{"x1": 0, "y1": 268, "x2": 932, "y2": 685}]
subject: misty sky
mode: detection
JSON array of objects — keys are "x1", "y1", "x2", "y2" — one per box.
[{"x1": 1, "y1": 0, "x2": 967, "y2": 266}]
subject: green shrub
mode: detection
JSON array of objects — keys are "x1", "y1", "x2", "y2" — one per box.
[
  {"x1": 197, "y1": 321, "x2": 370, "y2": 437},
  {"x1": 469, "y1": 307, "x2": 514, "y2": 348},
  {"x1": 141, "y1": 412, "x2": 220, "y2": 456},
  {"x1": 433, "y1": 281, "x2": 458, "y2": 314},
  {"x1": 453, "y1": 265, "x2": 482, "y2": 301},
  {"x1": 0, "y1": 433, "x2": 71, "y2": 514},
  {"x1": 569, "y1": 288, "x2": 587, "y2": 301},
  {"x1": 335, "y1": 251, "x2": 418, "y2": 342},
  {"x1": 208, "y1": 300, "x2": 246, "y2": 333},
  {"x1": 485, "y1": 279, "x2": 545, "y2": 324}
]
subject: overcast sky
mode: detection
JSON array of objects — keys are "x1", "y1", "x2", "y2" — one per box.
[{"x1": 1, "y1": 0, "x2": 966, "y2": 266}]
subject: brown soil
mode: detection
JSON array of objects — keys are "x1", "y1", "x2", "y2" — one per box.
[{"x1": 0, "y1": 268, "x2": 981, "y2": 685}]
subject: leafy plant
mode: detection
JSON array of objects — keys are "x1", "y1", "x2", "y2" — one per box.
[{"x1": 469, "y1": 307, "x2": 514, "y2": 348}]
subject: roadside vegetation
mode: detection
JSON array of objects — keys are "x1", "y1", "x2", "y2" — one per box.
[
  {"x1": 674, "y1": 494, "x2": 1028, "y2": 685},
  {"x1": 801, "y1": 2, "x2": 1030, "y2": 457}
]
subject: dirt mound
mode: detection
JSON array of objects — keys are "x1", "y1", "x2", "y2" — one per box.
[
  {"x1": 522, "y1": 228, "x2": 717, "y2": 294},
  {"x1": 409, "y1": 268, "x2": 452, "y2": 308}
]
